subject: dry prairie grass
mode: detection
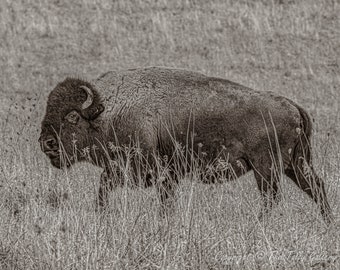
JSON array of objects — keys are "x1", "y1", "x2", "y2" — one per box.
[{"x1": 0, "y1": 0, "x2": 339, "y2": 269}]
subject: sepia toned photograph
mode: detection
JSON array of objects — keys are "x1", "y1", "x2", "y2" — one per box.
[{"x1": 0, "y1": 0, "x2": 339, "y2": 269}]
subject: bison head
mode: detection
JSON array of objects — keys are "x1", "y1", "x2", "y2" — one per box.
[{"x1": 39, "y1": 78, "x2": 104, "y2": 168}]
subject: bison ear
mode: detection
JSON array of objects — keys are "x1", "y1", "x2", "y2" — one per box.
[{"x1": 86, "y1": 104, "x2": 105, "y2": 120}]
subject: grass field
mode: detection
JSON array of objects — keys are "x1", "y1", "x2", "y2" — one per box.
[{"x1": 0, "y1": 0, "x2": 339, "y2": 269}]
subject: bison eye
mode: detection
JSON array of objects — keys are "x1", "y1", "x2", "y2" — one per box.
[{"x1": 65, "y1": 110, "x2": 80, "y2": 124}]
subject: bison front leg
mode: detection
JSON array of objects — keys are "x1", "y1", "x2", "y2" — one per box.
[
  {"x1": 156, "y1": 170, "x2": 178, "y2": 217},
  {"x1": 97, "y1": 170, "x2": 115, "y2": 210}
]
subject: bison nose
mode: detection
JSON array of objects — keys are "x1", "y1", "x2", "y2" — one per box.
[{"x1": 42, "y1": 136, "x2": 58, "y2": 151}]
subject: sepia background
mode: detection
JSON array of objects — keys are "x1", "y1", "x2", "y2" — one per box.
[{"x1": 0, "y1": 0, "x2": 339, "y2": 269}]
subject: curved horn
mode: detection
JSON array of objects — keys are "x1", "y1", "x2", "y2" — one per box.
[{"x1": 80, "y1": 85, "x2": 94, "y2": 110}]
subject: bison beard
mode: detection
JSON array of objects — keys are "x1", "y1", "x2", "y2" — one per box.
[{"x1": 39, "y1": 67, "x2": 334, "y2": 225}]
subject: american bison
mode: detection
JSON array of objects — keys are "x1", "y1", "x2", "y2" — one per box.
[{"x1": 39, "y1": 67, "x2": 333, "y2": 224}]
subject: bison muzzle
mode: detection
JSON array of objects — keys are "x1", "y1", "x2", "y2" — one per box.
[{"x1": 39, "y1": 67, "x2": 333, "y2": 224}]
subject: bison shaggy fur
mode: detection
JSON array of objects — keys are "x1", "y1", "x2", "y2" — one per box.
[{"x1": 39, "y1": 67, "x2": 333, "y2": 224}]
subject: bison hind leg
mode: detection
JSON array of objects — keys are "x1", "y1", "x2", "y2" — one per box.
[
  {"x1": 250, "y1": 156, "x2": 282, "y2": 221},
  {"x1": 284, "y1": 163, "x2": 334, "y2": 225}
]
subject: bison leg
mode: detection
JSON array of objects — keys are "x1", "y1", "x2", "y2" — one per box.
[
  {"x1": 97, "y1": 170, "x2": 115, "y2": 210},
  {"x1": 156, "y1": 170, "x2": 178, "y2": 217},
  {"x1": 285, "y1": 165, "x2": 333, "y2": 224},
  {"x1": 251, "y1": 158, "x2": 281, "y2": 221}
]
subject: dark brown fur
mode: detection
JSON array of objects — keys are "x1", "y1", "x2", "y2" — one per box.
[{"x1": 39, "y1": 67, "x2": 333, "y2": 224}]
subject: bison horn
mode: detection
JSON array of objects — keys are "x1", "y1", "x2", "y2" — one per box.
[{"x1": 80, "y1": 85, "x2": 94, "y2": 109}]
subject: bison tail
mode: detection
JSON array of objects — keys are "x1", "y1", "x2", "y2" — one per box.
[
  {"x1": 286, "y1": 103, "x2": 334, "y2": 225},
  {"x1": 292, "y1": 103, "x2": 313, "y2": 167}
]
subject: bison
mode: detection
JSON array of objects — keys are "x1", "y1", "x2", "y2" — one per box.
[{"x1": 39, "y1": 67, "x2": 333, "y2": 224}]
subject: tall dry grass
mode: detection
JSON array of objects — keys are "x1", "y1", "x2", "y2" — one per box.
[{"x1": 0, "y1": 0, "x2": 339, "y2": 269}]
